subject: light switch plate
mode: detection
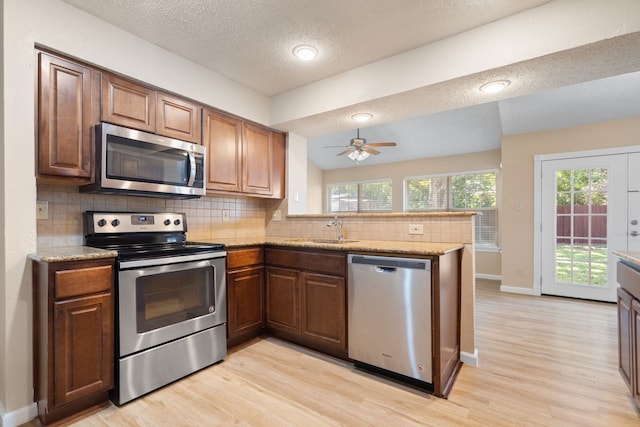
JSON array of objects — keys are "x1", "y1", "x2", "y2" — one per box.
[
  {"x1": 273, "y1": 209, "x2": 282, "y2": 221},
  {"x1": 36, "y1": 200, "x2": 48, "y2": 220},
  {"x1": 222, "y1": 210, "x2": 230, "y2": 222},
  {"x1": 409, "y1": 224, "x2": 424, "y2": 235}
]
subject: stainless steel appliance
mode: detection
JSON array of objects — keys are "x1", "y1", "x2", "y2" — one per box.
[
  {"x1": 81, "y1": 123, "x2": 206, "y2": 198},
  {"x1": 84, "y1": 211, "x2": 226, "y2": 405},
  {"x1": 347, "y1": 254, "x2": 432, "y2": 386}
]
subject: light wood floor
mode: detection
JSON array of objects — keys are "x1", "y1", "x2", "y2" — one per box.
[{"x1": 29, "y1": 281, "x2": 640, "y2": 426}]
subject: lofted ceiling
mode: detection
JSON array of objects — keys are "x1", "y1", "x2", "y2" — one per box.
[{"x1": 60, "y1": 0, "x2": 640, "y2": 169}]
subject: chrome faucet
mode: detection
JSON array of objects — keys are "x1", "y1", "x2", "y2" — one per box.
[{"x1": 326, "y1": 216, "x2": 344, "y2": 242}]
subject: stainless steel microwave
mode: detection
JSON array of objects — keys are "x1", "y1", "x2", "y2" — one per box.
[{"x1": 81, "y1": 123, "x2": 206, "y2": 198}]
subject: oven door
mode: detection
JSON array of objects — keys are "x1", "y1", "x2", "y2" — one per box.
[{"x1": 117, "y1": 252, "x2": 226, "y2": 357}]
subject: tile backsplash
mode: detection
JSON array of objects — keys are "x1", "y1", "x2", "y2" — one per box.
[{"x1": 36, "y1": 185, "x2": 269, "y2": 248}]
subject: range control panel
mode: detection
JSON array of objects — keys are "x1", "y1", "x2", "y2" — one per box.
[{"x1": 85, "y1": 212, "x2": 187, "y2": 234}]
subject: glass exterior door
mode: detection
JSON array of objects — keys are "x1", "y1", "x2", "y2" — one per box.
[{"x1": 541, "y1": 155, "x2": 627, "y2": 302}]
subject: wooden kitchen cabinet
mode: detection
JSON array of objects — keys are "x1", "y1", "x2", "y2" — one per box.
[
  {"x1": 202, "y1": 108, "x2": 286, "y2": 198},
  {"x1": 265, "y1": 247, "x2": 347, "y2": 358},
  {"x1": 617, "y1": 261, "x2": 640, "y2": 405},
  {"x1": 101, "y1": 73, "x2": 156, "y2": 132},
  {"x1": 203, "y1": 108, "x2": 243, "y2": 192},
  {"x1": 32, "y1": 257, "x2": 115, "y2": 425},
  {"x1": 37, "y1": 52, "x2": 99, "y2": 182},
  {"x1": 226, "y1": 247, "x2": 265, "y2": 346},
  {"x1": 157, "y1": 92, "x2": 201, "y2": 143}
]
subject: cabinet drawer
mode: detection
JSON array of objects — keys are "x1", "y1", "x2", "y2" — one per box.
[
  {"x1": 55, "y1": 265, "x2": 113, "y2": 299},
  {"x1": 265, "y1": 247, "x2": 346, "y2": 276},
  {"x1": 227, "y1": 247, "x2": 264, "y2": 269},
  {"x1": 618, "y1": 261, "x2": 640, "y2": 300}
]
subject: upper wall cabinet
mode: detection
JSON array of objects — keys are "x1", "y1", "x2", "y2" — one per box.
[
  {"x1": 157, "y1": 92, "x2": 201, "y2": 144},
  {"x1": 203, "y1": 108, "x2": 285, "y2": 199},
  {"x1": 203, "y1": 108, "x2": 243, "y2": 193},
  {"x1": 101, "y1": 73, "x2": 156, "y2": 133},
  {"x1": 37, "y1": 52, "x2": 99, "y2": 182},
  {"x1": 101, "y1": 74, "x2": 202, "y2": 143}
]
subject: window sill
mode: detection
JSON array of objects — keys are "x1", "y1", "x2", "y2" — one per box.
[{"x1": 475, "y1": 245, "x2": 501, "y2": 253}]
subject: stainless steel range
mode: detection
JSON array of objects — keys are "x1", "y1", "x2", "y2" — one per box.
[{"x1": 84, "y1": 211, "x2": 227, "y2": 405}]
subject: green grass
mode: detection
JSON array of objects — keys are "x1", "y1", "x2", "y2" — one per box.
[{"x1": 555, "y1": 243, "x2": 608, "y2": 286}]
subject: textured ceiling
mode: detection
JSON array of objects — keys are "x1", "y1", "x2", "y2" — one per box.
[
  {"x1": 60, "y1": 0, "x2": 552, "y2": 96},
  {"x1": 59, "y1": 0, "x2": 640, "y2": 169}
]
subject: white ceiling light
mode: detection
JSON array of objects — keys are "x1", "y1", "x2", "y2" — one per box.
[
  {"x1": 480, "y1": 80, "x2": 510, "y2": 94},
  {"x1": 351, "y1": 113, "x2": 373, "y2": 122},
  {"x1": 347, "y1": 150, "x2": 370, "y2": 162},
  {"x1": 292, "y1": 44, "x2": 318, "y2": 61}
]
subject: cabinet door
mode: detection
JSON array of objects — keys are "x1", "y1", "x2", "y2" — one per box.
[
  {"x1": 300, "y1": 272, "x2": 346, "y2": 351},
  {"x1": 243, "y1": 122, "x2": 274, "y2": 196},
  {"x1": 632, "y1": 299, "x2": 640, "y2": 404},
  {"x1": 202, "y1": 108, "x2": 243, "y2": 192},
  {"x1": 265, "y1": 267, "x2": 300, "y2": 334},
  {"x1": 227, "y1": 266, "x2": 265, "y2": 339},
  {"x1": 157, "y1": 92, "x2": 201, "y2": 143},
  {"x1": 102, "y1": 73, "x2": 156, "y2": 132},
  {"x1": 38, "y1": 53, "x2": 93, "y2": 179},
  {"x1": 53, "y1": 293, "x2": 113, "y2": 406},
  {"x1": 618, "y1": 287, "x2": 634, "y2": 393}
]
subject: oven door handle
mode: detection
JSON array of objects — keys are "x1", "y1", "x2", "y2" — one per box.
[{"x1": 119, "y1": 251, "x2": 226, "y2": 269}]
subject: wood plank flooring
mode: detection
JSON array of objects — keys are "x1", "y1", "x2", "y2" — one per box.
[{"x1": 27, "y1": 280, "x2": 640, "y2": 426}]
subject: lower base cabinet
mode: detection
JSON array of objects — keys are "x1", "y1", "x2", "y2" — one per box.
[
  {"x1": 617, "y1": 261, "x2": 640, "y2": 405},
  {"x1": 226, "y1": 247, "x2": 265, "y2": 346},
  {"x1": 32, "y1": 257, "x2": 115, "y2": 425},
  {"x1": 265, "y1": 247, "x2": 347, "y2": 358}
]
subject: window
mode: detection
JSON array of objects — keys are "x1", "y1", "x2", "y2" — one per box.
[
  {"x1": 405, "y1": 171, "x2": 499, "y2": 247},
  {"x1": 327, "y1": 180, "x2": 392, "y2": 213}
]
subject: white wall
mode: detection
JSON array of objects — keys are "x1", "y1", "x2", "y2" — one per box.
[
  {"x1": 1, "y1": 0, "x2": 269, "y2": 422},
  {"x1": 286, "y1": 132, "x2": 308, "y2": 214}
]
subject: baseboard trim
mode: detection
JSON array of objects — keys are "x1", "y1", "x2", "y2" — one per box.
[
  {"x1": 460, "y1": 348, "x2": 478, "y2": 367},
  {"x1": 500, "y1": 285, "x2": 537, "y2": 295},
  {"x1": 475, "y1": 273, "x2": 501, "y2": 281},
  {"x1": 1, "y1": 402, "x2": 38, "y2": 427}
]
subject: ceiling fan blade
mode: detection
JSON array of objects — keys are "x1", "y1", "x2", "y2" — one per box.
[
  {"x1": 336, "y1": 147, "x2": 355, "y2": 156},
  {"x1": 367, "y1": 142, "x2": 397, "y2": 147},
  {"x1": 363, "y1": 146, "x2": 380, "y2": 155},
  {"x1": 323, "y1": 145, "x2": 350, "y2": 148}
]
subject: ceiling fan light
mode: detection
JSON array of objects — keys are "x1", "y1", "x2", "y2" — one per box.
[
  {"x1": 480, "y1": 80, "x2": 510, "y2": 94},
  {"x1": 351, "y1": 113, "x2": 373, "y2": 122},
  {"x1": 348, "y1": 150, "x2": 370, "y2": 162},
  {"x1": 292, "y1": 44, "x2": 318, "y2": 61}
]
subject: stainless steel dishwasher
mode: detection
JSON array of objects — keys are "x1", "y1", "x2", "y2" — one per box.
[{"x1": 348, "y1": 254, "x2": 432, "y2": 384}]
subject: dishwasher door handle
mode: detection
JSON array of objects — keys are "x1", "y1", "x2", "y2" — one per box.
[{"x1": 375, "y1": 266, "x2": 396, "y2": 273}]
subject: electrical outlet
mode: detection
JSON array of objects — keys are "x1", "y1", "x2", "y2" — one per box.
[
  {"x1": 36, "y1": 200, "x2": 48, "y2": 220},
  {"x1": 409, "y1": 224, "x2": 424, "y2": 235},
  {"x1": 273, "y1": 209, "x2": 282, "y2": 221},
  {"x1": 222, "y1": 210, "x2": 230, "y2": 222},
  {"x1": 516, "y1": 267, "x2": 524, "y2": 277}
]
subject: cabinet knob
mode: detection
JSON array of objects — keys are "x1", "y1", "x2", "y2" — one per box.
[
  {"x1": 631, "y1": 231, "x2": 639, "y2": 237},
  {"x1": 631, "y1": 219, "x2": 638, "y2": 225}
]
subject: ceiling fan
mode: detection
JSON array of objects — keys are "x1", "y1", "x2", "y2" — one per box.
[{"x1": 331, "y1": 129, "x2": 397, "y2": 162}]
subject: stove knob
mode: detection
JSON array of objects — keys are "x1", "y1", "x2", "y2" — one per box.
[
  {"x1": 97, "y1": 219, "x2": 107, "y2": 227},
  {"x1": 174, "y1": 219, "x2": 181, "y2": 226},
  {"x1": 111, "y1": 219, "x2": 120, "y2": 227},
  {"x1": 164, "y1": 219, "x2": 172, "y2": 226}
]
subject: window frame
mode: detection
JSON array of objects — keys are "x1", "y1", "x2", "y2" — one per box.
[
  {"x1": 404, "y1": 169, "x2": 500, "y2": 249},
  {"x1": 326, "y1": 178, "x2": 393, "y2": 213}
]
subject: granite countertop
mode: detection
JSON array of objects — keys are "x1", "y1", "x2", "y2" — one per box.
[
  {"x1": 215, "y1": 237, "x2": 465, "y2": 256},
  {"x1": 613, "y1": 250, "x2": 640, "y2": 269},
  {"x1": 28, "y1": 238, "x2": 465, "y2": 263},
  {"x1": 29, "y1": 246, "x2": 118, "y2": 263}
]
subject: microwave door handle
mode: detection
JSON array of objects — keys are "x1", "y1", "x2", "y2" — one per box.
[{"x1": 187, "y1": 152, "x2": 196, "y2": 187}]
